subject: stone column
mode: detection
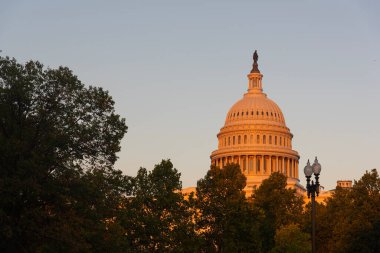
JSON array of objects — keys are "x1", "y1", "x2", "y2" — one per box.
[
  {"x1": 292, "y1": 159, "x2": 295, "y2": 177},
  {"x1": 269, "y1": 156, "x2": 272, "y2": 174},
  {"x1": 264, "y1": 156, "x2": 268, "y2": 175},
  {"x1": 253, "y1": 155, "x2": 257, "y2": 175},
  {"x1": 282, "y1": 157, "x2": 285, "y2": 175},
  {"x1": 248, "y1": 156, "x2": 251, "y2": 174},
  {"x1": 275, "y1": 156, "x2": 278, "y2": 172},
  {"x1": 245, "y1": 156, "x2": 248, "y2": 174},
  {"x1": 260, "y1": 155, "x2": 264, "y2": 175},
  {"x1": 290, "y1": 159, "x2": 293, "y2": 177},
  {"x1": 242, "y1": 156, "x2": 244, "y2": 170}
]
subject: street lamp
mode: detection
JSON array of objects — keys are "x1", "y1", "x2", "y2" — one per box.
[{"x1": 304, "y1": 157, "x2": 321, "y2": 253}]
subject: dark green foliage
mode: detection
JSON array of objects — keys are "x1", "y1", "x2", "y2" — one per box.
[
  {"x1": 270, "y1": 224, "x2": 311, "y2": 253},
  {"x1": 196, "y1": 164, "x2": 262, "y2": 253},
  {"x1": 252, "y1": 172, "x2": 304, "y2": 252},
  {"x1": 315, "y1": 169, "x2": 380, "y2": 253},
  {"x1": 0, "y1": 56, "x2": 128, "y2": 252},
  {"x1": 121, "y1": 160, "x2": 198, "y2": 252}
]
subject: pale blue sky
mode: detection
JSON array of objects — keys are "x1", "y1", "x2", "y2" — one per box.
[{"x1": 1, "y1": 0, "x2": 379, "y2": 189}]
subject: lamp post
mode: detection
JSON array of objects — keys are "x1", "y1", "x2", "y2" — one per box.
[{"x1": 304, "y1": 157, "x2": 321, "y2": 253}]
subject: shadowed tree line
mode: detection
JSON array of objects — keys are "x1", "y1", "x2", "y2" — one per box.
[{"x1": 1, "y1": 56, "x2": 379, "y2": 252}]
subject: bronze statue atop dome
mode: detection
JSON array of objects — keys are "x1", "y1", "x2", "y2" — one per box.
[
  {"x1": 251, "y1": 50, "x2": 260, "y2": 73},
  {"x1": 253, "y1": 50, "x2": 258, "y2": 63}
]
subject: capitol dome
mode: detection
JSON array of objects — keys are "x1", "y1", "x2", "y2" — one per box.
[
  {"x1": 225, "y1": 93, "x2": 286, "y2": 127},
  {"x1": 210, "y1": 51, "x2": 301, "y2": 195}
]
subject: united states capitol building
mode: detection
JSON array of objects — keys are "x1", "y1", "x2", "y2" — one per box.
[
  {"x1": 183, "y1": 51, "x2": 350, "y2": 201},
  {"x1": 210, "y1": 51, "x2": 302, "y2": 196}
]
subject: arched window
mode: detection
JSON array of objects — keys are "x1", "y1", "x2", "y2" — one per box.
[
  {"x1": 228, "y1": 137, "x2": 230, "y2": 146},
  {"x1": 275, "y1": 136, "x2": 277, "y2": 145},
  {"x1": 238, "y1": 135, "x2": 241, "y2": 144},
  {"x1": 280, "y1": 137, "x2": 282, "y2": 146},
  {"x1": 244, "y1": 135, "x2": 247, "y2": 144},
  {"x1": 257, "y1": 135, "x2": 260, "y2": 144},
  {"x1": 233, "y1": 136, "x2": 236, "y2": 145},
  {"x1": 269, "y1": 135, "x2": 272, "y2": 144},
  {"x1": 224, "y1": 138, "x2": 226, "y2": 146},
  {"x1": 263, "y1": 135, "x2": 266, "y2": 144}
]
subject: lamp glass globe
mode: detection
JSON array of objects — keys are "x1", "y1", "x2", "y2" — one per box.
[
  {"x1": 304, "y1": 160, "x2": 313, "y2": 177},
  {"x1": 312, "y1": 157, "x2": 322, "y2": 175}
]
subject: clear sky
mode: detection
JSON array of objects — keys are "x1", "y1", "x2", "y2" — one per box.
[{"x1": 1, "y1": 0, "x2": 379, "y2": 190}]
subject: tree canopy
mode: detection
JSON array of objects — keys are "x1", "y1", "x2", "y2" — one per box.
[
  {"x1": 0, "y1": 56, "x2": 128, "y2": 252},
  {"x1": 196, "y1": 164, "x2": 262, "y2": 253},
  {"x1": 315, "y1": 169, "x2": 380, "y2": 253},
  {"x1": 270, "y1": 223, "x2": 310, "y2": 253},
  {"x1": 120, "y1": 159, "x2": 198, "y2": 252},
  {"x1": 252, "y1": 172, "x2": 304, "y2": 252}
]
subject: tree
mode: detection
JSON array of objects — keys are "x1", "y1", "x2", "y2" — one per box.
[
  {"x1": 0, "y1": 56, "x2": 128, "y2": 252},
  {"x1": 121, "y1": 160, "x2": 198, "y2": 252},
  {"x1": 196, "y1": 164, "x2": 262, "y2": 253},
  {"x1": 270, "y1": 223, "x2": 311, "y2": 253},
  {"x1": 252, "y1": 172, "x2": 304, "y2": 252},
  {"x1": 315, "y1": 169, "x2": 380, "y2": 253}
]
